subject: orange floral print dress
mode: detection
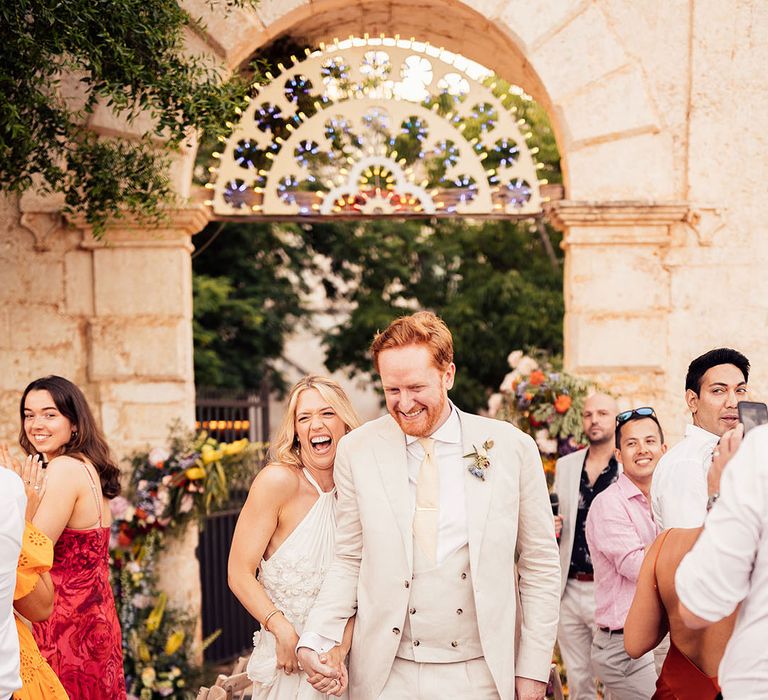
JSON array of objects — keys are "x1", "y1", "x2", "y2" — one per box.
[{"x1": 13, "y1": 522, "x2": 68, "y2": 700}]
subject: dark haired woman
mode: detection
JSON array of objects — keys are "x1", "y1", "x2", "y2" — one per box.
[{"x1": 20, "y1": 376, "x2": 126, "y2": 699}]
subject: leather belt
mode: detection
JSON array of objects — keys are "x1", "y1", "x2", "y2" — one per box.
[
  {"x1": 568, "y1": 572, "x2": 594, "y2": 582},
  {"x1": 599, "y1": 626, "x2": 624, "y2": 635}
]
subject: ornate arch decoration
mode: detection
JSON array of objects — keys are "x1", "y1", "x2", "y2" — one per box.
[{"x1": 207, "y1": 37, "x2": 545, "y2": 218}]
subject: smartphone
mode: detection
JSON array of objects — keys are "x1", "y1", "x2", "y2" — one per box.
[{"x1": 738, "y1": 401, "x2": 768, "y2": 433}]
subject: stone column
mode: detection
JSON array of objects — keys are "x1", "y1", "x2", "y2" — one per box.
[
  {"x1": 550, "y1": 200, "x2": 689, "y2": 439},
  {"x1": 72, "y1": 207, "x2": 210, "y2": 638}
]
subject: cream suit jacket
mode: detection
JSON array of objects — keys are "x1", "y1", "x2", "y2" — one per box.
[
  {"x1": 553, "y1": 448, "x2": 588, "y2": 597},
  {"x1": 303, "y1": 408, "x2": 561, "y2": 700},
  {"x1": 554, "y1": 448, "x2": 622, "y2": 596}
]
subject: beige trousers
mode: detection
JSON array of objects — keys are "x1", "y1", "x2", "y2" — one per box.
[
  {"x1": 378, "y1": 656, "x2": 499, "y2": 700},
  {"x1": 591, "y1": 628, "x2": 657, "y2": 700},
  {"x1": 557, "y1": 579, "x2": 599, "y2": 700}
]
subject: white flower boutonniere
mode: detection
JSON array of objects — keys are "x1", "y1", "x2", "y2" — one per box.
[{"x1": 464, "y1": 439, "x2": 494, "y2": 480}]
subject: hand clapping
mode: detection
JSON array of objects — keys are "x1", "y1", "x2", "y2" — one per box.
[{"x1": 0, "y1": 443, "x2": 46, "y2": 520}]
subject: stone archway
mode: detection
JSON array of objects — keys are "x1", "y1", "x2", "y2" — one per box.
[
  {"x1": 4, "y1": 0, "x2": 767, "y2": 455},
  {"x1": 3, "y1": 0, "x2": 767, "y2": 652}
]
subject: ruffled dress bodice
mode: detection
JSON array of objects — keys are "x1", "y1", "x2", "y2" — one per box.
[{"x1": 247, "y1": 470, "x2": 344, "y2": 698}]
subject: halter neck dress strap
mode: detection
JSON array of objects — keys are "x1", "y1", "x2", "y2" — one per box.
[{"x1": 302, "y1": 467, "x2": 334, "y2": 496}]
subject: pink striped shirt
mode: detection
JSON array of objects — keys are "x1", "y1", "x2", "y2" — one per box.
[{"x1": 585, "y1": 473, "x2": 660, "y2": 630}]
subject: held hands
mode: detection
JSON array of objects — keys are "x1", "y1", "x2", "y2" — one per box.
[
  {"x1": 297, "y1": 647, "x2": 345, "y2": 696},
  {"x1": 0, "y1": 444, "x2": 46, "y2": 520},
  {"x1": 319, "y1": 644, "x2": 349, "y2": 697}
]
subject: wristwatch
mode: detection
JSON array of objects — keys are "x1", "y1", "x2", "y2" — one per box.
[{"x1": 706, "y1": 492, "x2": 720, "y2": 511}]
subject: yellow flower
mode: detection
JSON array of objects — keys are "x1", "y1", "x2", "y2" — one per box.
[
  {"x1": 141, "y1": 667, "x2": 156, "y2": 688},
  {"x1": 165, "y1": 630, "x2": 185, "y2": 655},
  {"x1": 222, "y1": 439, "x2": 248, "y2": 456},
  {"x1": 200, "y1": 449, "x2": 223, "y2": 466},
  {"x1": 139, "y1": 642, "x2": 151, "y2": 662},
  {"x1": 185, "y1": 466, "x2": 207, "y2": 480},
  {"x1": 145, "y1": 592, "x2": 167, "y2": 632}
]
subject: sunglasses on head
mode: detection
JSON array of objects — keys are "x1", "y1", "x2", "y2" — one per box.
[{"x1": 616, "y1": 406, "x2": 657, "y2": 425}]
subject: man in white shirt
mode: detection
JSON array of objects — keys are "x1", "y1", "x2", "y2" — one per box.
[
  {"x1": 0, "y1": 467, "x2": 26, "y2": 699},
  {"x1": 650, "y1": 348, "x2": 750, "y2": 529},
  {"x1": 297, "y1": 311, "x2": 561, "y2": 700},
  {"x1": 676, "y1": 424, "x2": 768, "y2": 699}
]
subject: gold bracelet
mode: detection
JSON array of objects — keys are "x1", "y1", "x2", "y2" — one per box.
[{"x1": 263, "y1": 608, "x2": 283, "y2": 632}]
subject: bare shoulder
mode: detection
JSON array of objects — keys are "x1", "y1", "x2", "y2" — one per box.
[
  {"x1": 249, "y1": 463, "x2": 301, "y2": 504},
  {"x1": 46, "y1": 455, "x2": 88, "y2": 482}
]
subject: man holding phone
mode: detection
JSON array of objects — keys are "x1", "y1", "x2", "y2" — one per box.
[{"x1": 651, "y1": 348, "x2": 750, "y2": 529}]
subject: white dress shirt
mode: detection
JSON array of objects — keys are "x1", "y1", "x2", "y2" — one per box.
[
  {"x1": 299, "y1": 405, "x2": 467, "y2": 654},
  {"x1": 405, "y1": 405, "x2": 467, "y2": 564},
  {"x1": 650, "y1": 424, "x2": 718, "y2": 529},
  {"x1": 676, "y1": 424, "x2": 768, "y2": 699},
  {"x1": 0, "y1": 469, "x2": 26, "y2": 700}
]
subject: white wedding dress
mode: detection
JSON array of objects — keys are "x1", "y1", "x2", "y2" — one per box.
[{"x1": 247, "y1": 469, "x2": 348, "y2": 699}]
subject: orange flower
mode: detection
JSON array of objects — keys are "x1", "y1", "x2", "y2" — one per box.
[
  {"x1": 524, "y1": 392, "x2": 533, "y2": 402},
  {"x1": 554, "y1": 394, "x2": 572, "y2": 414},
  {"x1": 528, "y1": 370, "x2": 546, "y2": 386}
]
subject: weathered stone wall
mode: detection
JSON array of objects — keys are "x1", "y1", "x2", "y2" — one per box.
[{"x1": 3, "y1": 0, "x2": 767, "y2": 624}]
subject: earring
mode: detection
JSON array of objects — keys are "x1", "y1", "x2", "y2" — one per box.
[{"x1": 70, "y1": 430, "x2": 78, "y2": 442}]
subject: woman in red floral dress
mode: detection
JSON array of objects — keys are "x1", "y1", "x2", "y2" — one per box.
[{"x1": 19, "y1": 376, "x2": 126, "y2": 699}]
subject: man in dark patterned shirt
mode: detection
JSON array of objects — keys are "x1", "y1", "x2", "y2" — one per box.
[{"x1": 553, "y1": 393, "x2": 620, "y2": 699}]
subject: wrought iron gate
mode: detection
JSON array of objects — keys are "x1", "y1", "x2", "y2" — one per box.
[{"x1": 196, "y1": 383, "x2": 270, "y2": 663}]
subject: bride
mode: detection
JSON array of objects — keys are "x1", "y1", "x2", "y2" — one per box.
[{"x1": 228, "y1": 376, "x2": 361, "y2": 698}]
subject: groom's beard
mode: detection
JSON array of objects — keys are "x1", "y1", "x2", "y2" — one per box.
[{"x1": 390, "y1": 393, "x2": 447, "y2": 438}]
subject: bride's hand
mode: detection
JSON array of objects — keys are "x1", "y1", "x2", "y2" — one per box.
[
  {"x1": 269, "y1": 614, "x2": 300, "y2": 675},
  {"x1": 319, "y1": 645, "x2": 348, "y2": 696}
]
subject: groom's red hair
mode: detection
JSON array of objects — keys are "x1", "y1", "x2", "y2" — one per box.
[{"x1": 370, "y1": 311, "x2": 454, "y2": 373}]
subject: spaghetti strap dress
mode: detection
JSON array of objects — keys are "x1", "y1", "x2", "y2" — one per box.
[
  {"x1": 32, "y1": 462, "x2": 126, "y2": 699},
  {"x1": 246, "y1": 468, "x2": 348, "y2": 699}
]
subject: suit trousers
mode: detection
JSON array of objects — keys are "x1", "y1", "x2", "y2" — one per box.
[
  {"x1": 378, "y1": 656, "x2": 499, "y2": 700},
  {"x1": 557, "y1": 579, "x2": 598, "y2": 700},
  {"x1": 591, "y1": 628, "x2": 657, "y2": 700}
]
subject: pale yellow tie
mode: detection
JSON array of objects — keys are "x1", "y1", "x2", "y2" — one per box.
[{"x1": 413, "y1": 437, "x2": 439, "y2": 566}]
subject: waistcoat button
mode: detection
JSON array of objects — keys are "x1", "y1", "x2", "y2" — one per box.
[
  {"x1": 404, "y1": 580, "x2": 410, "y2": 588},
  {"x1": 409, "y1": 607, "x2": 416, "y2": 614},
  {"x1": 413, "y1": 640, "x2": 420, "y2": 646},
  {"x1": 456, "y1": 608, "x2": 463, "y2": 615},
  {"x1": 451, "y1": 641, "x2": 458, "y2": 647},
  {"x1": 392, "y1": 627, "x2": 400, "y2": 635},
  {"x1": 460, "y1": 572, "x2": 467, "y2": 580}
]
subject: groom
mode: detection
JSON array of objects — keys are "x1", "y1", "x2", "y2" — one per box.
[{"x1": 298, "y1": 312, "x2": 561, "y2": 699}]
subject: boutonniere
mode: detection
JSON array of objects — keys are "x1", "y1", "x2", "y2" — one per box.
[{"x1": 464, "y1": 440, "x2": 494, "y2": 480}]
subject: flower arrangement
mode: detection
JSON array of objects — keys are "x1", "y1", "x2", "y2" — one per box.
[
  {"x1": 110, "y1": 425, "x2": 267, "y2": 699},
  {"x1": 489, "y1": 350, "x2": 593, "y2": 483}
]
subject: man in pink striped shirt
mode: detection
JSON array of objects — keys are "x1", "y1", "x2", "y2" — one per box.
[{"x1": 585, "y1": 408, "x2": 667, "y2": 699}]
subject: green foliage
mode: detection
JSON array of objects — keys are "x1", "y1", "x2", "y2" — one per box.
[
  {"x1": 0, "y1": 0, "x2": 255, "y2": 233},
  {"x1": 310, "y1": 218, "x2": 564, "y2": 411},
  {"x1": 192, "y1": 222, "x2": 311, "y2": 391}
]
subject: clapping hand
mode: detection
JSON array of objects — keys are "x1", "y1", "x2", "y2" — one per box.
[{"x1": 0, "y1": 443, "x2": 46, "y2": 520}]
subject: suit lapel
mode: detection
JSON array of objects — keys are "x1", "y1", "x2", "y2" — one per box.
[
  {"x1": 373, "y1": 415, "x2": 413, "y2": 570},
  {"x1": 459, "y1": 410, "x2": 493, "y2": 575}
]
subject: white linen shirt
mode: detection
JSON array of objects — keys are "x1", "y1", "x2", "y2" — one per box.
[
  {"x1": 676, "y1": 424, "x2": 768, "y2": 699},
  {"x1": 299, "y1": 405, "x2": 468, "y2": 653},
  {"x1": 0, "y1": 469, "x2": 26, "y2": 700},
  {"x1": 650, "y1": 424, "x2": 718, "y2": 529},
  {"x1": 405, "y1": 404, "x2": 467, "y2": 564}
]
